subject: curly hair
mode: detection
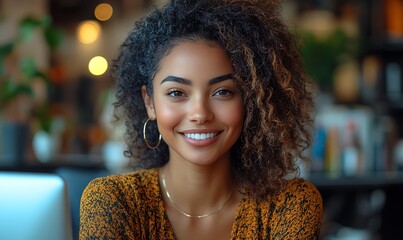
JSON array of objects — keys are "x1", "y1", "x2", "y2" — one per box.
[{"x1": 112, "y1": 0, "x2": 314, "y2": 199}]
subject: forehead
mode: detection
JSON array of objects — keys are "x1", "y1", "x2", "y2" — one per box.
[{"x1": 154, "y1": 40, "x2": 233, "y2": 82}]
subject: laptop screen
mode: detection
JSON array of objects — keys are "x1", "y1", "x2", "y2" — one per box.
[{"x1": 0, "y1": 172, "x2": 73, "y2": 240}]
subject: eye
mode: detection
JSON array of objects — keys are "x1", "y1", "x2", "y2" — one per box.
[
  {"x1": 167, "y1": 89, "x2": 187, "y2": 98},
  {"x1": 213, "y1": 89, "x2": 234, "y2": 97}
]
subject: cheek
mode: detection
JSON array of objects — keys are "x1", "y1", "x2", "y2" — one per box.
[
  {"x1": 214, "y1": 100, "x2": 244, "y2": 130},
  {"x1": 154, "y1": 101, "x2": 182, "y2": 132}
]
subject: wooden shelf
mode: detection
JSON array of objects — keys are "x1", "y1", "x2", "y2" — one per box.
[{"x1": 309, "y1": 172, "x2": 403, "y2": 189}]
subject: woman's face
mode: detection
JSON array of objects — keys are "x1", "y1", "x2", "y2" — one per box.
[{"x1": 143, "y1": 40, "x2": 243, "y2": 166}]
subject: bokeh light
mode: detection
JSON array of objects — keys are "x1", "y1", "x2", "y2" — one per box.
[
  {"x1": 88, "y1": 56, "x2": 108, "y2": 76},
  {"x1": 77, "y1": 20, "x2": 101, "y2": 44},
  {"x1": 95, "y1": 3, "x2": 113, "y2": 21}
]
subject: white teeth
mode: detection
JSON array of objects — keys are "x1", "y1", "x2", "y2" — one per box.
[{"x1": 184, "y1": 133, "x2": 216, "y2": 140}]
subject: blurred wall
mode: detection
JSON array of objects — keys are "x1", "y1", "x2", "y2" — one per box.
[{"x1": 0, "y1": 0, "x2": 48, "y2": 69}]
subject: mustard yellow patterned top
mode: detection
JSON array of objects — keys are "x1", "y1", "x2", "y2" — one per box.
[{"x1": 79, "y1": 168, "x2": 322, "y2": 239}]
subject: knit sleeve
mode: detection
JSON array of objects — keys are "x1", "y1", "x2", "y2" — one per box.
[
  {"x1": 79, "y1": 177, "x2": 140, "y2": 240},
  {"x1": 270, "y1": 179, "x2": 323, "y2": 240}
]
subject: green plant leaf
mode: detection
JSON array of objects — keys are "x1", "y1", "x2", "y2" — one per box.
[
  {"x1": 40, "y1": 15, "x2": 52, "y2": 28},
  {"x1": 34, "y1": 70, "x2": 50, "y2": 83},
  {"x1": 14, "y1": 84, "x2": 34, "y2": 97},
  {"x1": 19, "y1": 16, "x2": 42, "y2": 42},
  {"x1": 0, "y1": 78, "x2": 33, "y2": 105},
  {"x1": 0, "y1": 42, "x2": 14, "y2": 59},
  {"x1": 0, "y1": 43, "x2": 14, "y2": 75},
  {"x1": 19, "y1": 57, "x2": 37, "y2": 79},
  {"x1": 45, "y1": 26, "x2": 63, "y2": 50},
  {"x1": 299, "y1": 28, "x2": 357, "y2": 90},
  {"x1": 35, "y1": 104, "x2": 52, "y2": 133}
]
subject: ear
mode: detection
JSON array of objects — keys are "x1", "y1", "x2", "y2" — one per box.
[{"x1": 142, "y1": 85, "x2": 156, "y2": 120}]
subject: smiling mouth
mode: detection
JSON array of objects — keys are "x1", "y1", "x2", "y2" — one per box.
[{"x1": 183, "y1": 133, "x2": 218, "y2": 140}]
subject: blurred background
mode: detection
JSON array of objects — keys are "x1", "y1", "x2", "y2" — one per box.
[{"x1": 0, "y1": 0, "x2": 403, "y2": 239}]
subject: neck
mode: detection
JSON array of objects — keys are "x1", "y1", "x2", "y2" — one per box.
[{"x1": 160, "y1": 161, "x2": 235, "y2": 217}]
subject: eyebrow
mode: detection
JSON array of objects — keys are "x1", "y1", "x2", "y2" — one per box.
[{"x1": 160, "y1": 74, "x2": 233, "y2": 85}]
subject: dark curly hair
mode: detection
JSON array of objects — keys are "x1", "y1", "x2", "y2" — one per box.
[{"x1": 112, "y1": 0, "x2": 314, "y2": 199}]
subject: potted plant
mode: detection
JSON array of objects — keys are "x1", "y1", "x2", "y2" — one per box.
[{"x1": 0, "y1": 15, "x2": 63, "y2": 166}]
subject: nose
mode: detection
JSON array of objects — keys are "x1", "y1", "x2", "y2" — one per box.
[{"x1": 187, "y1": 95, "x2": 214, "y2": 124}]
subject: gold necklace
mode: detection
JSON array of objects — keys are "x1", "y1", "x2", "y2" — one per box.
[{"x1": 161, "y1": 171, "x2": 235, "y2": 219}]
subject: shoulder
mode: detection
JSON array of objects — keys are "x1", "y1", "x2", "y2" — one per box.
[
  {"x1": 244, "y1": 178, "x2": 322, "y2": 213},
  {"x1": 282, "y1": 178, "x2": 321, "y2": 199},
  {"x1": 82, "y1": 168, "x2": 160, "y2": 202},
  {"x1": 79, "y1": 169, "x2": 160, "y2": 239},
  {"x1": 235, "y1": 178, "x2": 322, "y2": 238},
  {"x1": 267, "y1": 178, "x2": 323, "y2": 238},
  {"x1": 271, "y1": 178, "x2": 323, "y2": 218},
  {"x1": 85, "y1": 168, "x2": 158, "y2": 190},
  {"x1": 276, "y1": 178, "x2": 322, "y2": 206},
  {"x1": 90, "y1": 167, "x2": 158, "y2": 185}
]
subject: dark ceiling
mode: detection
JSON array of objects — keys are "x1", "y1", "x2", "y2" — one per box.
[{"x1": 49, "y1": 0, "x2": 154, "y2": 27}]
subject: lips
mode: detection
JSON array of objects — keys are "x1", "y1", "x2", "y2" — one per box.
[
  {"x1": 183, "y1": 132, "x2": 217, "y2": 140},
  {"x1": 180, "y1": 130, "x2": 222, "y2": 147}
]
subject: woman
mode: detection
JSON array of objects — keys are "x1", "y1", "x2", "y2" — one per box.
[{"x1": 79, "y1": 0, "x2": 323, "y2": 239}]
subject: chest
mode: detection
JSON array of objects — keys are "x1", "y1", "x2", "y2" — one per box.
[
  {"x1": 167, "y1": 211, "x2": 235, "y2": 240},
  {"x1": 138, "y1": 196, "x2": 273, "y2": 240},
  {"x1": 163, "y1": 193, "x2": 244, "y2": 240}
]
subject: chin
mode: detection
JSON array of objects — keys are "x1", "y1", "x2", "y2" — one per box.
[{"x1": 184, "y1": 153, "x2": 231, "y2": 167}]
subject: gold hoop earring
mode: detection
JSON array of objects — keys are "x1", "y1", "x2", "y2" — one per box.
[{"x1": 143, "y1": 118, "x2": 161, "y2": 150}]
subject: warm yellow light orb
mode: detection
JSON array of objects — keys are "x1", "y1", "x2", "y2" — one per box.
[
  {"x1": 88, "y1": 56, "x2": 108, "y2": 76},
  {"x1": 95, "y1": 3, "x2": 113, "y2": 21},
  {"x1": 77, "y1": 21, "x2": 101, "y2": 44}
]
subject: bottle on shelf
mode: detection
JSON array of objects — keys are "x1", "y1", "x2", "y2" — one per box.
[{"x1": 341, "y1": 120, "x2": 363, "y2": 176}]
